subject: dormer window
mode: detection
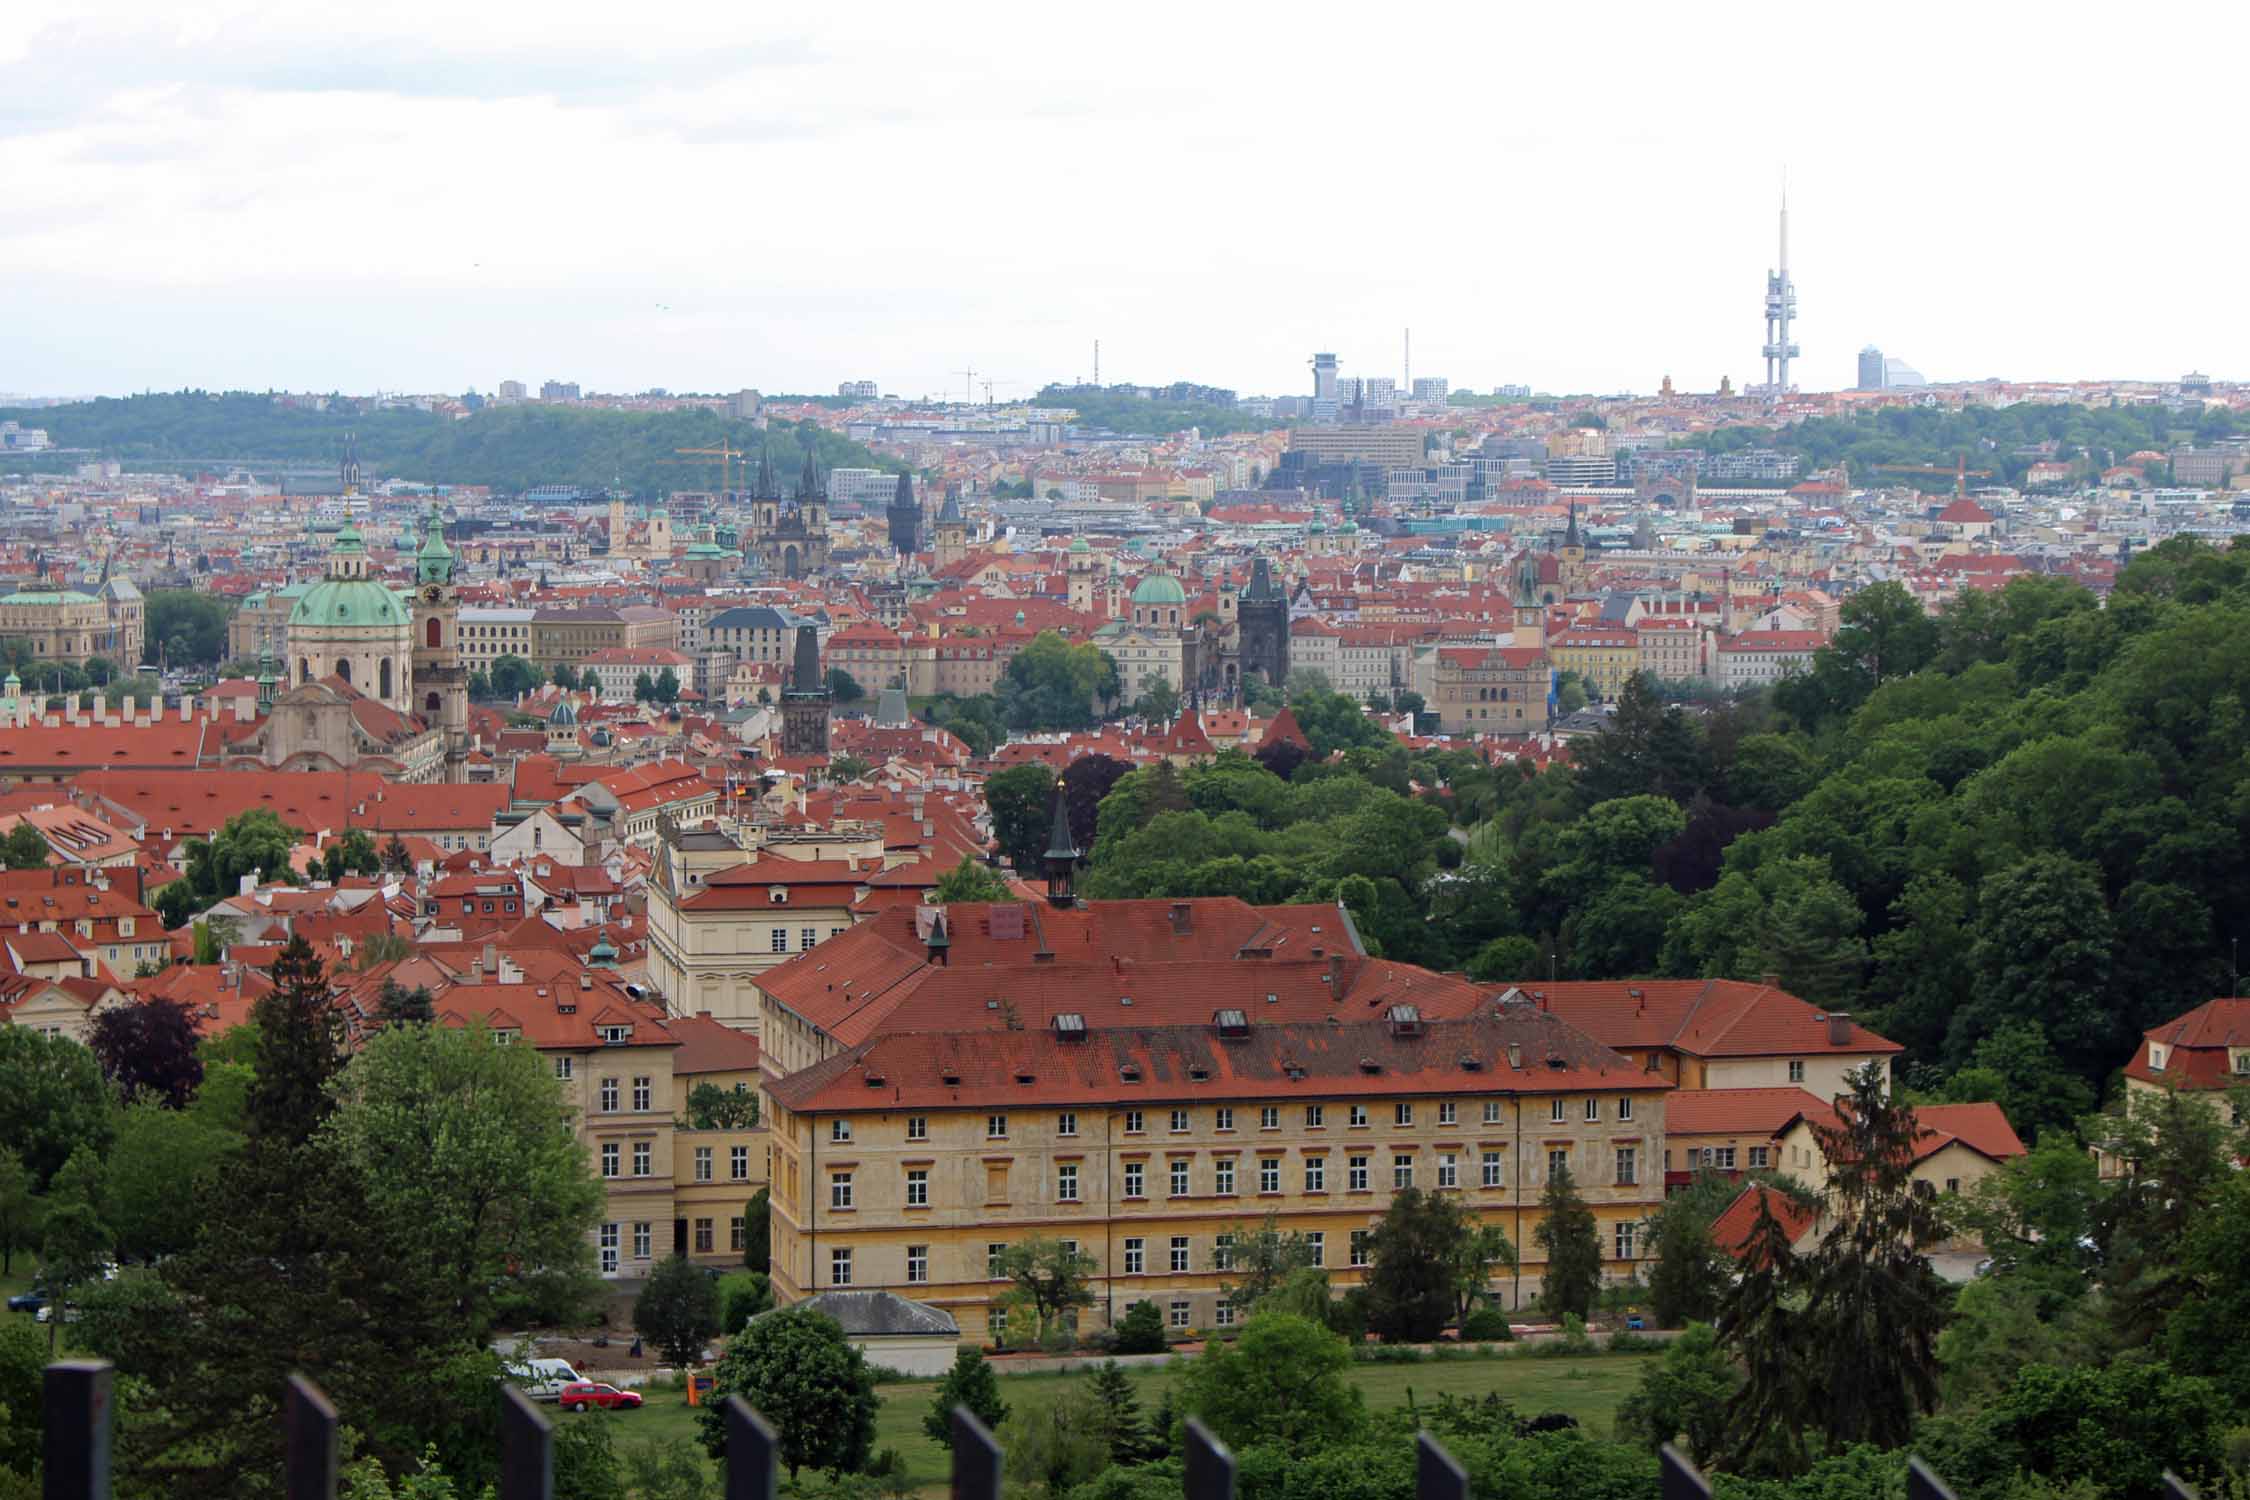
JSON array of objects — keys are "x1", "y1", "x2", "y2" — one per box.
[
  {"x1": 2149, "y1": 1044, "x2": 2167, "y2": 1073},
  {"x1": 493, "y1": 1029, "x2": 518, "y2": 1045},
  {"x1": 599, "y1": 1024, "x2": 632, "y2": 1045},
  {"x1": 769, "y1": 888, "x2": 788, "y2": 904}
]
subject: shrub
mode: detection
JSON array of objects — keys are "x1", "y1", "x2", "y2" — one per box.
[
  {"x1": 1461, "y1": 1307, "x2": 1514, "y2": 1341},
  {"x1": 716, "y1": 1271, "x2": 771, "y2": 1334},
  {"x1": 1608, "y1": 1329, "x2": 1659, "y2": 1353},
  {"x1": 1113, "y1": 1300, "x2": 1167, "y2": 1356}
]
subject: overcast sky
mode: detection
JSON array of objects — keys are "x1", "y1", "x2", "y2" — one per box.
[{"x1": 4, "y1": 1, "x2": 2242, "y2": 402}]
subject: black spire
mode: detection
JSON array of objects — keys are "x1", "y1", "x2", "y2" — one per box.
[
  {"x1": 796, "y1": 443, "x2": 822, "y2": 500},
  {"x1": 788, "y1": 623, "x2": 822, "y2": 695},
  {"x1": 1564, "y1": 499, "x2": 1582, "y2": 549},
  {"x1": 756, "y1": 443, "x2": 776, "y2": 499},
  {"x1": 1042, "y1": 786, "x2": 1079, "y2": 908}
]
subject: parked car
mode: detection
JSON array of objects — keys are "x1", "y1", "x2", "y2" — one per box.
[
  {"x1": 34, "y1": 1303, "x2": 80, "y2": 1325},
  {"x1": 558, "y1": 1382, "x2": 642, "y2": 1412},
  {"x1": 502, "y1": 1358, "x2": 584, "y2": 1403},
  {"x1": 6, "y1": 1287, "x2": 50, "y2": 1315}
]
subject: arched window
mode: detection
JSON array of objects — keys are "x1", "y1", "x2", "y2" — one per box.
[
  {"x1": 426, "y1": 691, "x2": 441, "y2": 714},
  {"x1": 336, "y1": 658, "x2": 353, "y2": 686},
  {"x1": 378, "y1": 658, "x2": 393, "y2": 699},
  {"x1": 426, "y1": 617, "x2": 442, "y2": 649},
  {"x1": 299, "y1": 658, "x2": 312, "y2": 684}
]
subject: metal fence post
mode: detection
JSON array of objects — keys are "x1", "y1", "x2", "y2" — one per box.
[
  {"x1": 1908, "y1": 1456, "x2": 1959, "y2": 1500},
  {"x1": 284, "y1": 1374, "x2": 339, "y2": 1500},
  {"x1": 949, "y1": 1405, "x2": 1002, "y2": 1500},
  {"x1": 1184, "y1": 1418, "x2": 1236, "y2": 1500},
  {"x1": 498, "y1": 1383, "x2": 554, "y2": 1500},
  {"x1": 1660, "y1": 1443, "x2": 1714, "y2": 1500},
  {"x1": 723, "y1": 1396, "x2": 777, "y2": 1500},
  {"x1": 43, "y1": 1360, "x2": 113, "y2": 1500},
  {"x1": 1416, "y1": 1431, "x2": 1468, "y2": 1500}
]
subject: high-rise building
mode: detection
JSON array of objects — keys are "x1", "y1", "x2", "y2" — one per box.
[
  {"x1": 1310, "y1": 352, "x2": 1338, "y2": 403},
  {"x1": 540, "y1": 380, "x2": 581, "y2": 401},
  {"x1": 729, "y1": 389, "x2": 762, "y2": 420},
  {"x1": 1883, "y1": 357, "x2": 1926, "y2": 389},
  {"x1": 1411, "y1": 377, "x2": 1450, "y2": 402},
  {"x1": 1760, "y1": 194, "x2": 1799, "y2": 393},
  {"x1": 1857, "y1": 346, "x2": 1886, "y2": 391},
  {"x1": 838, "y1": 380, "x2": 879, "y2": 401},
  {"x1": 497, "y1": 380, "x2": 527, "y2": 401}
]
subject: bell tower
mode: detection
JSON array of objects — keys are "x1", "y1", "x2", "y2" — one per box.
[{"x1": 410, "y1": 502, "x2": 472, "y2": 779}]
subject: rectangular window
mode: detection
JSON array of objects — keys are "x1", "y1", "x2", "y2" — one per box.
[
  {"x1": 988, "y1": 1243, "x2": 1007, "y2": 1279},
  {"x1": 731, "y1": 1146, "x2": 749, "y2": 1181},
  {"x1": 632, "y1": 1222, "x2": 650, "y2": 1260},
  {"x1": 1215, "y1": 1234, "x2": 1236, "y2": 1270},
  {"x1": 830, "y1": 1119, "x2": 852, "y2": 1143},
  {"x1": 770, "y1": 928, "x2": 788, "y2": 953},
  {"x1": 599, "y1": 1078, "x2": 619, "y2": 1112},
  {"x1": 1306, "y1": 1231, "x2": 1324, "y2": 1266},
  {"x1": 1483, "y1": 1100, "x2": 1502, "y2": 1125},
  {"x1": 600, "y1": 1143, "x2": 619, "y2": 1178},
  {"x1": 1306, "y1": 1104, "x2": 1325, "y2": 1128},
  {"x1": 694, "y1": 1218, "x2": 714, "y2": 1253},
  {"x1": 1170, "y1": 1236, "x2": 1190, "y2": 1273},
  {"x1": 1214, "y1": 1107, "x2": 1234, "y2": 1132},
  {"x1": 1549, "y1": 1098, "x2": 1566, "y2": 1124},
  {"x1": 1618, "y1": 1097, "x2": 1633, "y2": 1122},
  {"x1": 830, "y1": 1171, "x2": 854, "y2": 1210},
  {"x1": 1481, "y1": 1151, "x2": 1503, "y2": 1188},
  {"x1": 907, "y1": 1245, "x2": 928, "y2": 1284},
  {"x1": 1124, "y1": 1162, "x2": 1145, "y2": 1197},
  {"x1": 1170, "y1": 1160, "x2": 1190, "y2": 1197},
  {"x1": 1614, "y1": 1222, "x2": 1638, "y2": 1260},
  {"x1": 1124, "y1": 1238, "x2": 1145, "y2": 1275},
  {"x1": 1788, "y1": 1060, "x2": 1806, "y2": 1082},
  {"x1": 554, "y1": 1056, "x2": 574, "y2": 1081},
  {"x1": 1169, "y1": 1109, "x2": 1189, "y2": 1134},
  {"x1": 907, "y1": 1116, "x2": 928, "y2": 1142},
  {"x1": 1547, "y1": 1148, "x2": 1569, "y2": 1181},
  {"x1": 730, "y1": 1216, "x2": 746, "y2": 1252},
  {"x1": 632, "y1": 1142, "x2": 651, "y2": 1177},
  {"x1": 1057, "y1": 1164, "x2": 1079, "y2": 1202},
  {"x1": 1584, "y1": 1097, "x2": 1600, "y2": 1123},
  {"x1": 1616, "y1": 1147, "x2": 1637, "y2": 1186},
  {"x1": 1349, "y1": 1155, "x2": 1369, "y2": 1192},
  {"x1": 1350, "y1": 1230, "x2": 1371, "y2": 1267},
  {"x1": 1714, "y1": 1146, "x2": 1737, "y2": 1170},
  {"x1": 694, "y1": 1147, "x2": 713, "y2": 1183},
  {"x1": 1057, "y1": 1111, "x2": 1078, "y2": 1137},
  {"x1": 1260, "y1": 1106, "x2": 1280, "y2": 1130},
  {"x1": 800, "y1": 927, "x2": 817, "y2": 951},
  {"x1": 1215, "y1": 1302, "x2": 1236, "y2": 1328},
  {"x1": 906, "y1": 1169, "x2": 929, "y2": 1207},
  {"x1": 1349, "y1": 1104, "x2": 1369, "y2": 1128},
  {"x1": 831, "y1": 1248, "x2": 852, "y2": 1286},
  {"x1": 1304, "y1": 1156, "x2": 1326, "y2": 1192},
  {"x1": 627, "y1": 1075, "x2": 652, "y2": 1112},
  {"x1": 1394, "y1": 1153, "x2": 1415, "y2": 1190},
  {"x1": 1437, "y1": 1152, "x2": 1458, "y2": 1189},
  {"x1": 1395, "y1": 1102, "x2": 1414, "y2": 1127},
  {"x1": 987, "y1": 1114, "x2": 1007, "y2": 1139},
  {"x1": 1438, "y1": 1101, "x2": 1457, "y2": 1126},
  {"x1": 1214, "y1": 1159, "x2": 1236, "y2": 1195},
  {"x1": 1169, "y1": 1300, "x2": 1191, "y2": 1329},
  {"x1": 1124, "y1": 1109, "x2": 1144, "y2": 1134},
  {"x1": 1750, "y1": 1146, "x2": 1770, "y2": 1169},
  {"x1": 599, "y1": 1222, "x2": 619, "y2": 1274}
]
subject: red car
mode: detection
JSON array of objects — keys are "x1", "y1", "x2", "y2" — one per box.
[{"x1": 558, "y1": 1382, "x2": 643, "y2": 1412}]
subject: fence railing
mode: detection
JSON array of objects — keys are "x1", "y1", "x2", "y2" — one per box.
[{"x1": 37, "y1": 1358, "x2": 2209, "y2": 1500}]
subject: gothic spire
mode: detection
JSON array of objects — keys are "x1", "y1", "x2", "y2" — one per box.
[{"x1": 756, "y1": 443, "x2": 776, "y2": 499}]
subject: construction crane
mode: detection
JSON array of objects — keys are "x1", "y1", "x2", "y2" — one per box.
[
  {"x1": 952, "y1": 366, "x2": 977, "y2": 404},
  {"x1": 666, "y1": 438, "x2": 749, "y2": 495}
]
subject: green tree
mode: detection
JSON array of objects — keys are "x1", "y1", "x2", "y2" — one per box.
[
  {"x1": 144, "y1": 590, "x2": 233, "y2": 667},
  {"x1": 326, "y1": 1019, "x2": 604, "y2": 1336},
  {"x1": 106, "y1": 1098, "x2": 240, "y2": 1264},
  {"x1": 381, "y1": 832, "x2": 414, "y2": 873},
  {"x1": 0, "y1": 1028, "x2": 114, "y2": 1186},
  {"x1": 715, "y1": 1270, "x2": 771, "y2": 1334},
  {"x1": 685, "y1": 1081, "x2": 758, "y2": 1129},
  {"x1": 489, "y1": 654, "x2": 539, "y2": 698},
  {"x1": 1362, "y1": 1187, "x2": 1473, "y2": 1342},
  {"x1": 1646, "y1": 1205, "x2": 1728, "y2": 1329},
  {"x1": 633, "y1": 671, "x2": 657, "y2": 703},
  {"x1": 996, "y1": 631, "x2": 1116, "y2": 731},
  {"x1": 0, "y1": 822, "x2": 47, "y2": 870},
  {"x1": 1614, "y1": 1322, "x2": 1739, "y2": 1463},
  {"x1": 995, "y1": 1235, "x2": 1096, "y2": 1343},
  {"x1": 823, "y1": 667, "x2": 862, "y2": 703},
  {"x1": 934, "y1": 855, "x2": 1014, "y2": 904},
  {"x1": 1532, "y1": 1164, "x2": 1602, "y2": 1319},
  {"x1": 1714, "y1": 1191, "x2": 1814, "y2": 1475},
  {"x1": 183, "y1": 807, "x2": 302, "y2": 908},
  {"x1": 375, "y1": 978, "x2": 437, "y2": 1026},
  {"x1": 983, "y1": 763, "x2": 1057, "y2": 873},
  {"x1": 633, "y1": 1255, "x2": 722, "y2": 1369},
  {"x1": 742, "y1": 1187, "x2": 770, "y2": 1271},
  {"x1": 0, "y1": 1147, "x2": 38, "y2": 1277},
  {"x1": 1133, "y1": 675, "x2": 1180, "y2": 725},
  {"x1": 1217, "y1": 1211, "x2": 1319, "y2": 1316},
  {"x1": 1000, "y1": 1387, "x2": 1112, "y2": 1496},
  {"x1": 694, "y1": 1307, "x2": 877, "y2": 1481},
  {"x1": 1111, "y1": 1299, "x2": 1166, "y2": 1355},
  {"x1": 1173, "y1": 1312, "x2": 1363, "y2": 1452},
  {"x1": 653, "y1": 667, "x2": 680, "y2": 704},
  {"x1": 1085, "y1": 1359, "x2": 1155, "y2": 1467},
  {"x1": 1959, "y1": 854, "x2": 2115, "y2": 1073},
  {"x1": 191, "y1": 913, "x2": 241, "y2": 964},
  {"x1": 0, "y1": 1315, "x2": 47, "y2": 1475},
  {"x1": 828, "y1": 753, "x2": 874, "y2": 783},
  {"x1": 322, "y1": 827, "x2": 381, "y2": 881},
  {"x1": 40, "y1": 1145, "x2": 114, "y2": 1351},
  {"x1": 922, "y1": 1345, "x2": 1008, "y2": 1446},
  {"x1": 87, "y1": 991, "x2": 205, "y2": 1107},
  {"x1": 1830, "y1": 580, "x2": 1939, "y2": 686},
  {"x1": 2090, "y1": 1086, "x2": 2244, "y2": 1345},
  {"x1": 552, "y1": 663, "x2": 580, "y2": 691}
]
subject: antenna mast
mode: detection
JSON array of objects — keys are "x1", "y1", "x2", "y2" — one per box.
[{"x1": 1093, "y1": 339, "x2": 1100, "y2": 387}]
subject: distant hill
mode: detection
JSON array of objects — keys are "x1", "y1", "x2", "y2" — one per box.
[
  {"x1": 1034, "y1": 384, "x2": 1275, "y2": 437},
  {"x1": 0, "y1": 391, "x2": 904, "y2": 495}
]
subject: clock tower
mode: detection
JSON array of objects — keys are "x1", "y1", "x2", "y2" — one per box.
[{"x1": 410, "y1": 503, "x2": 472, "y2": 780}]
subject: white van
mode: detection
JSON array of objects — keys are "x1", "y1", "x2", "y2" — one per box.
[{"x1": 504, "y1": 1358, "x2": 584, "y2": 1402}]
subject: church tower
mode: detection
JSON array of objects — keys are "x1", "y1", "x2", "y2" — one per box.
[
  {"x1": 933, "y1": 487, "x2": 968, "y2": 570},
  {"x1": 410, "y1": 503, "x2": 472, "y2": 779},
  {"x1": 1559, "y1": 500, "x2": 1588, "y2": 594},
  {"x1": 780, "y1": 623, "x2": 831, "y2": 757},
  {"x1": 1066, "y1": 538, "x2": 1096, "y2": 612},
  {"x1": 1511, "y1": 549, "x2": 1546, "y2": 649},
  {"x1": 1237, "y1": 556, "x2": 1290, "y2": 688},
  {"x1": 886, "y1": 471, "x2": 921, "y2": 556}
]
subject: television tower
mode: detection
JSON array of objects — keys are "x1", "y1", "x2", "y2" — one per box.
[{"x1": 1760, "y1": 190, "x2": 1799, "y2": 393}]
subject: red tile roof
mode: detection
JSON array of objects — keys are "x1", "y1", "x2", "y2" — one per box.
[
  {"x1": 1709, "y1": 1183, "x2": 1819, "y2": 1264},
  {"x1": 1498, "y1": 980, "x2": 1900, "y2": 1060},
  {"x1": 1664, "y1": 1086, "x2": 1830, "y2": 1136},
  {"x1": 2124, "y1": 998, "x2": 2250, "y2": 1090}
]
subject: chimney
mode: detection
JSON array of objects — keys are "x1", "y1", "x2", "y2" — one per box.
[
  {"x1": 1169, "y1": 902, "x2": 1192, "y2": 936},
  {"x1": 1327, "y1": 952, "x2": 1345, "y2": 990},
  {"x1": 579, "y1": 972, "x2": 592, "y2": 991},
  {"x1": 1827, "y1": 1011, "x2": 1854, "y2": 1047},
  {"x1": 1760, "y1": 972, "x2": 1779, "y2": 988},
  {"x1": 482, "y1": 942, "x2": 499, "y2": 974}
]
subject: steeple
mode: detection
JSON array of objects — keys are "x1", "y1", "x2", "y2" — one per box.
[
  {"x1": 796, "y1": 443, "x2": 822, "y2": 500},
  {"x1": 416, "y1": 502, "x2": 455, "y2": 586},
  {"x1": 341, "y1": 431, "x2": 362, "y2": 495},
  {"x1": 1042, "y1": 786, "x2": 1080, "y2": 908},
  {"x1": 937, "y1": 486, "x2": 964, "y2": 525},
  {"x1": 1564, "y1": 499, "x2": 1582, "y2": 550},
  {"x1": 756, "y1": 443, "x2": 777, "y2": 499},
  {"x1": 789, "y1": 623, "x2": 822, "y2": 695}
]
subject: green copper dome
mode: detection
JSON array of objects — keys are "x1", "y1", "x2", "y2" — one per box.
[
  {"x1": 288, "y1": 579, "x2": 410, "y2": 628},
  {"x1": 1131, "y1": 571, "x2": 1187, "y2": 607},
  {"x1": 1068, "y1": 537, "x2": 1091, "y2": 554}
]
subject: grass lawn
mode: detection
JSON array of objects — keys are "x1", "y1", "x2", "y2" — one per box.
[{"x1": 606, "y1": 1350, "x2": 1656, "y2": 1495}]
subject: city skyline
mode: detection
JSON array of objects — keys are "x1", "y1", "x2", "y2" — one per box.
[{"x1": 4, "y1": 2, "x2": 2244, "y2": 399}]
